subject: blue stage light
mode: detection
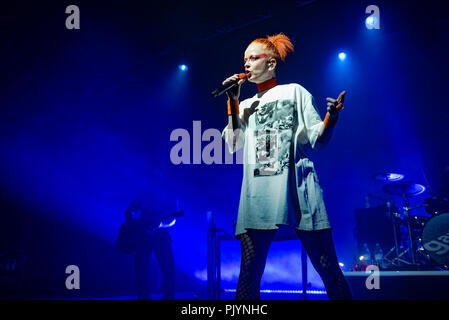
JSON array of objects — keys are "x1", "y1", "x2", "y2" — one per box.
[
  {"x1": 365, "y1": 15, "x2": 380, "y2": 30},
  {"x1": 365, "y1": 16, "x2": 377, "y2": 28},
  {"x1": 179, "y1": 64, "x2": 188, "y2": 71},
  {"x1": 223, "y1": 288, "x2": 328, "y2": 295},
  {"x1": 338, "y1": 52, "x2": 346, "y2": 61}
]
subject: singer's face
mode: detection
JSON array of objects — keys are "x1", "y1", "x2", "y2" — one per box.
[{"x1": 244, "y1": 43, "x2": 273, "y2": 84}]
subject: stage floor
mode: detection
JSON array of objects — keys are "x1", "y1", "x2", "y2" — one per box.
[{"x1": 31, "y1": 271, "x2": 449, "y2": 300}]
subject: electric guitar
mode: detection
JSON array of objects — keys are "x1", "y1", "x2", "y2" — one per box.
[{"x1": 117, "y1": 210, "x2": 184, "y2": 254}]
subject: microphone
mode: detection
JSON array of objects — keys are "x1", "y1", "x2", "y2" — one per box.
[{"x1": 211, "y1": 73, "x2": 249, "y2": 97}]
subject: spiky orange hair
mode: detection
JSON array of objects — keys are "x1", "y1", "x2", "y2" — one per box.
[{"x1": 250, "y1": 33, "x2": 294, "y2": 62}]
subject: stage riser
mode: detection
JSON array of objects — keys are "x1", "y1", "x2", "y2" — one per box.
[{"x1": 346, "y1": 274, "x2": 449, "y2": 299}]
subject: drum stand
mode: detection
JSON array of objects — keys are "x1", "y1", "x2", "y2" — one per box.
[
  {"x1": 383, "y1": 201, "x2": 412, "y2": 266},
  {"x1": 383, "y1": 199, "x2": 419, "y2": 268},
  {"x1": 403, "y1": 199, "x2": 417, "y2": 265}
]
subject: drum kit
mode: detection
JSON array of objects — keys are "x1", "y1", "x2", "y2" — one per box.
[{"x1": 368, "y1": 172, "x2": 449, "y2": 270}]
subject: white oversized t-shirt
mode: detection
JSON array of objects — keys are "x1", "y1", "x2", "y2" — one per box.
[{"x1": 223, "y1": 83, "x2": 332, "y2": 236}]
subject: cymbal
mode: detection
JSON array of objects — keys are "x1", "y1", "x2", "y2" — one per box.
[
  {"x1": 373, "y1": 172, "x2": 405, "y2": 182},
  {"x1": 382, "y1": 181, "x2": 426, "y2": 197}
]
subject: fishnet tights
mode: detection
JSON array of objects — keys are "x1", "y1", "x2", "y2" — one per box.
[
  {"x1": 236, "y1": 230, "x2": 275, "y2": 300},
  {"x1": 235, "y1": 229, "x2": 352, "y2": 300},
  {"x1": 296, "y1": 230, "x2": 352, "y2": 300}
]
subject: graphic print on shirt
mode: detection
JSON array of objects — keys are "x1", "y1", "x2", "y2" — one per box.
[{"x1": 254, "y1": 100, "x2": 295, "y2": 176}]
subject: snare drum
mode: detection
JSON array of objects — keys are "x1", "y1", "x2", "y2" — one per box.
[{"x1": 421, "y1": 213, "x2": 449, "y2": 269}]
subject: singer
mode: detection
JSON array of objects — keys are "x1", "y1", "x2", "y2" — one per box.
[{"x1": 221, "y1": 33, "x2": 352, "y2": 300}]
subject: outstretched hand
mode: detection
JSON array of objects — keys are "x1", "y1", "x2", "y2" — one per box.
[{"x1": 326, "y1": 90, "x2": 346, "y2": 116}]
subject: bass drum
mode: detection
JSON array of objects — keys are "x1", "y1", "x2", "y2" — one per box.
[{"x1": 421, "y1": 213, "x2": 449, "y2": 269}]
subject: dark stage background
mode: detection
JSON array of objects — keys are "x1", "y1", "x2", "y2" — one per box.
[{"x1": 1, "y1": 0, "x2": 448, "y2": 299}]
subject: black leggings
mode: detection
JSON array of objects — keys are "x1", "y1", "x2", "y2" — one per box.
[{"x1": 236, "y1": 229, "x2": 352, "y2": 300}]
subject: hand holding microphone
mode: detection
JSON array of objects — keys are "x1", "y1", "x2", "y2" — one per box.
[{"x1": 210, "y1": 72, "x2": 249, "y2": 99}]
